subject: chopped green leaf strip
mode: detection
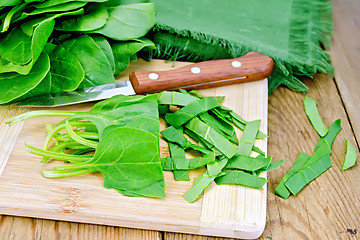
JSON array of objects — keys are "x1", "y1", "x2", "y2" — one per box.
[
  {"x1": 256, "y1": 159, "x2": 284, "y2": 173},
  {"x1": 173, "y1": 170, "x2": 190, "y2": 181},
  {"x1": 157, "y1": 91, "x2": 198, "y2": 106},
  {"x1": 161, "y1": 126, "x2": 189, "y2": 149},
  {"x1": 198, "y1": 112, "x2": 238, "y2": 144},
  {"x1": 167, "y1": 142, "x2": 189, "y2": 181},
  {"x1": 283, "y1": 141, "x2": 332, "y2": 196},
  {"x1": 206, "y1": 157, "x2": 228, "y2": 177},
  {"x1": 225, "y1": 154, "x2": 271, "y2": 172},
  {"x1": 304, "y1": 96, "x2": 328, "y2": 137},
  {"x1": 185, "y1": 118, "x2": 237, "y2": 158},
  {"x1": 314, "y1": 119, "x2": 342, "y2": 151},
  {"x1": 215, "y1": 170, "x2": 267, "y2": 190},
  {"x1": 275, "y1": 152, "x2": 311, "y2": 199},
  {"x1": 341, "y1": 140, "x2": 357, "y2": 171},
  {"x1": 252, "y1": 146, "x2": 266, "y2": 155},
  {"x1": 303, "y1": 141, "x2": 331, "y2": 169},
  {"x1": 285, "y1": 155, "x2": 331, "y2": 195},
  {"x1": 237, "y1": 120, "x2": 261, "y2": 156},
  {"x1": 229, "y1": 111, "x2": 267, "y2": 139},
  {"x1": 162, "y1": 151, "x2": 215, "y2": 171},
  {"x1": 165, "y1": 97, "x2": 221, "y2": 128},
  {"x1": 183, "y1": 174, "x2": 214, "y2": 203}
]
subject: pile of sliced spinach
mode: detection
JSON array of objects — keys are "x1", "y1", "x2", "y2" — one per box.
[
  {"x1": 0, "y1": 0, "x2": 156, "y2": 104},
  {"x1": 7, "y1": 90, "x2": 283, "y2": 202}
]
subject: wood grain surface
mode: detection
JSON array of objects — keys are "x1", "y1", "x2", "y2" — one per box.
[
  {"x1": 330, "y1": 0, "x2": 360, "y2": 143},
  {"x1": 1, "y1": 1, "x2": 360, "y2": 239}
]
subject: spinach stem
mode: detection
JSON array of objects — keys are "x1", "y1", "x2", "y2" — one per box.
[
  {"x1": 26, "y1": 144, "x2": 92, "y2": 163},
  {"x1": 65, "y1": 120, "x2": 98, "y2": 149},
  {"x1": 42, "y1": 169, "x2": 95, "y2": 178},
  {"x1": 5, "y1": 110, "x2": 78, "y2": 125}
]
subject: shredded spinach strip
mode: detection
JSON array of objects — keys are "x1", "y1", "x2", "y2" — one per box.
[
  {"x1": 304, "y1": 96, "x2": 328, "y2": 137},
  {"x1": 274, "y1": 152, "x2": 311, "y2": 199},
  {"x1": 341, "y1": 140, "x2": 357, "y2": 171},
  {"x1": 284, "y1": 141, "x2": 331, "y2": 196}
]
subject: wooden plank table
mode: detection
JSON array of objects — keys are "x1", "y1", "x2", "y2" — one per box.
[{"x1": 1, "y1": 1, "x2": 359, "y2": 239}]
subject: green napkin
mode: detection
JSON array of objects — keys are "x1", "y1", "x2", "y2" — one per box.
[{"x1": 149, "y1": 0, "x2": 333, "y2": 93}]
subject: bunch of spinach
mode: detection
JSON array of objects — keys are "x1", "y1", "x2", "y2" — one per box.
[
  {"x1": 0, "y1": 0, "x2": 156, "y2": 104},
  {"x1": 7, "y1": 90, "x2": 284, "y2": 202}
]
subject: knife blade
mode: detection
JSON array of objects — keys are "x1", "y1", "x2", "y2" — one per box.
[{"x1": 17, "y1": 52, "x2": 274, "y2": 107}]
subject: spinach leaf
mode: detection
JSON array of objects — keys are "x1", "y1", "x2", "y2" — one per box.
[
  {"x1": 0, "y1": 19, "x2": 54, "y2": 75},
  {"x1": 111, "y1": 37, "x2": 155, "y2": 75},
  {"x1": 0, "y1": 27, "x2": 32, "y2": 65},
  {"x1": 15, "y1": 44, "x2": 85, "y2": 102},
  {"x1": 20, "y1": 8, "x2": 84, "y2": 36},
  {"x1": 92, "y1": 36, "x2": 115, "y2": 74},
  {"x1": 0, "y1": 52, "x2": 50, "y2": 104},
  {"x1": 66, "y1": 94, "x2": 159, "y2": 138},
  {"x1": 53, "y1": 127, "x2": 166, "y2": 198},
  {"x1": 55, "y1": 3, "x2": 108, "y2": 31},
  {"x1": 89, "y1": 3, "x2": 155, "y2": 40},
  {"x1": 45, "y1": 44, "x2": 85, "y2": 92},
  {"x1": 18, "y1": 2, "x2": 86, "y2": 21},
  {"x1": 35, "y1": 0, "x2": 107, "y2": 9},
  {"x1": 0, "y1": 0, "x2": 23, "y2": 7},
  {"x1": 61, "y1": 34, "x2": 115, "y2": 88},
  {"x1": 1, "y1": 2, "x2": 27, "y2": 32}
]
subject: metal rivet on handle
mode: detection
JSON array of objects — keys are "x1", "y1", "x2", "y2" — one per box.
[
  {"x1": 148, "y1": 73, "x2": 159, "y2": 80},
  {"x1": 232, "y1": 61, "x2": 242, "y2": 68},
  {"x1": 191, "y1": 67, "x2": 201, "y2": 74}
]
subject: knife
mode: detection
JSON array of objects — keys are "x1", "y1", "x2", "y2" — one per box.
[{"x1": 17, "y1": 52, "x2": 274, "y2": 107}]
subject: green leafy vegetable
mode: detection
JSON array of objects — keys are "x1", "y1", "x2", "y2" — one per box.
[
  {"x1": 0, "y1": 1, "x2": 156, "y2": 104},
  {"x1": 111, "y1": 37, "x2": 155, "y2": 75},
  {"x1": 304, "y1": 96, "x2": 328, "y2": 137},
  {"x1": 61, "y1": 34, "x2": 115, "y2": 88},
  {"x1": 341, "y1": 140, "x2": 357, "y2": 171},
  {"x1": 55, "y1": 4, "x2": 109, "y2": 31},
  {"x1": 88, "y1": 3, "x2": 156, "y2": 40},
  {"x1": 0, "y1": 52, "x2": 50, "y2": 104}
]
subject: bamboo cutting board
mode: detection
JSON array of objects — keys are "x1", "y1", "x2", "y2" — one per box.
[{"x1": 0, "y1": 59, "x2": 268, "y2": 239}]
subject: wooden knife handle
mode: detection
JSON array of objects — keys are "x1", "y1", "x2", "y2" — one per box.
[{"x1": 129, "y1": 52, "x2": 274, "y2": 94}]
